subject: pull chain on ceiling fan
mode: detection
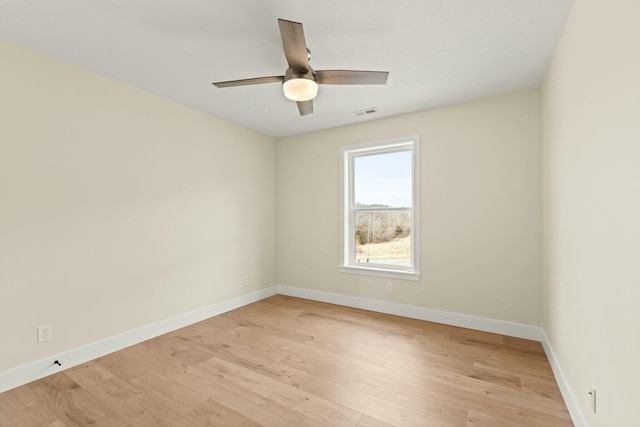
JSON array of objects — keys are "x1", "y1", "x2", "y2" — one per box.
[{"x1": 212, "y1": 19, "x2": 389, "y2": 116}]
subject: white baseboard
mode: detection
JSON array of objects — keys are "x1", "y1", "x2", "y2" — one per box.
[
  {"x1": 541, "y1": 331, "x2": 586, "y2": 427},
  {"x1": 0, "y1": 286, "x2": 278, "y2": 394},
  {"x1": 276, "y1": 285, "x2": 542, "y2": 341}
]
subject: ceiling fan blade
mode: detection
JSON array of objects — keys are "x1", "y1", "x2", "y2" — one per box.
[
  {"x1": 212, "y1": 76, "x2": 284, "y2": 88},
  {"x1": 316, "y1": 70, "x2": 389, "y2": 85},
  {"x1": 297, "y1": 100, "x2": 313, "y2": 116},
  {"x1": 278, "y1": 19, "x2": 309, "y2": 73}
]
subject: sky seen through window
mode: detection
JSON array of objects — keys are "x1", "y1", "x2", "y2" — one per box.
[{"x1": 354, "y1": 150, "x2": 412, "y2": 208}]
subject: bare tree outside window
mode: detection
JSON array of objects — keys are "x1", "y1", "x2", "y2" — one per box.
[{"x1": 354, "y1": 209, "x2": 411, "y2": 266}]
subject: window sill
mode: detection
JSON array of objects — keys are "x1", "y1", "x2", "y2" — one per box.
[{"x1": 339, "y1": 265, "x2": 420, "y2": 281}]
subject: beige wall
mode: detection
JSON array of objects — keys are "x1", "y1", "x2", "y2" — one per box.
[
  {"x1": 542, "y1": 0, "x2": 640, "y2": 425},
  {"x1": 0, "y1": 40, "x2": 276, "y2": 371},
  {"x1": 277, "y1": 89, "x2": 542, "y2": 326}
]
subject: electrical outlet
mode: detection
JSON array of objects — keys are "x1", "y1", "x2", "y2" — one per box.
[
  {"x1": 243, "y1": 275, "x2": 250, "y2": 287},
  {"x1": 37, "y1": 325, "x2": 52, "y2": 343},
  {"x1": 386, "y1": 282, "x2": 393, "y2": 293},
  {"x1": 588, "y1": 384, "x2": 596, "y2": 413}
]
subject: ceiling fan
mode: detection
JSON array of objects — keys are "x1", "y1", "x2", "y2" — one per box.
[{"x1": 212, "y1": 19, "x2": 389, "y2": 116}]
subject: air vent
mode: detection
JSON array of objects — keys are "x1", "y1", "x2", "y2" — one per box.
[{"x1": 353, "y1": 107, "x2": 378, "y2": 116}]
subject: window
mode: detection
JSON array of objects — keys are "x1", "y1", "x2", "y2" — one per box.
[{"x1": 340, "y1": 136, "x2": 420, "y2": 281}]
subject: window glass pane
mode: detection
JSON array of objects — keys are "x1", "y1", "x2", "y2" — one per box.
[
  {"x1": 354, "y1": 150, "x2": 412, "y2": 208},
  {"x1": 354, "y1": 210, "x2": 411, "y2": 267}
]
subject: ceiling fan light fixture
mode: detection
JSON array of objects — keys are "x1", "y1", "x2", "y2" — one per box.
[{"x1": 282, "y1": 73, "x2": 318, "y2": 102}]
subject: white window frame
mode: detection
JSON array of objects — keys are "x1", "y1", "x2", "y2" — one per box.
[{"x1": 339, "y1": 135, "x2": 420, "y2": 281}]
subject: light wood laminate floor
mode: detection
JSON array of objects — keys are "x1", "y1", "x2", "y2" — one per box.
[{"x1": 0, "y1": 295, "x2": 573, "y2": 426}]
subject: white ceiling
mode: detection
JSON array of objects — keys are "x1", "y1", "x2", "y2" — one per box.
[{"x1": 0, "y1": 0, "x2": 573, "y2": 138}]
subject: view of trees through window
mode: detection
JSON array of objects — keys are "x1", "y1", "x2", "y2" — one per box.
[{"x1": 354, "y1": 207, "x2": 411, "y2": 266}]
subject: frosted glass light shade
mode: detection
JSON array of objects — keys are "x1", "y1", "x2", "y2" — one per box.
[{"x1": 283, "y1": 78, "x2": 318, "y2": 101}]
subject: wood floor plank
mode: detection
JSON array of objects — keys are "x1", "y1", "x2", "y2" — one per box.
[
  {"x1": 87, "y1": 378, "x2": 189, "y2": 426},
  {"x1": 221, "y1": 325, "x2": 355, "y2": 374},
  {"x1": 168, "y1": 363, "x2": 307, "y2": 427},
  {"x1": 382, "y1": 354, "x2": 571, "y2": 425},
  {"x1": 466, "y1": 409, "x2": 518, "y2": 427},
  {"x1": 225, "y1": 306, "x2": 392, "y2": 366},
  {"x1": 275, "y1": 363, "x2": 460, "y2": 427},
  {"x1": 355, "y1": 415, "x2": 395, "y2": 427},
  {"x1": 197, "y1": 355, "x2": 362, "y2": 427},
  {"x1": 184, "y1": 398, "x2": 263, "y2": 426},
  {"x1": 299, "y1": 417, "x2": 333, "y2": 427},
  {"x1": 64, "y1": 360, "x2": 115, "y2": 389},
  {"x1": 0, "y1": 295, "x2": 573, "y2": 426},
  {"x1": 27, "y1": 373, "x2": 129, "y2": 426},
  {"x1": 0, "y1": 387, "x2": 59, "y2": 427},
  {"x1": 93, "y1": 352, "x2": 211, "y2": 416}
]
